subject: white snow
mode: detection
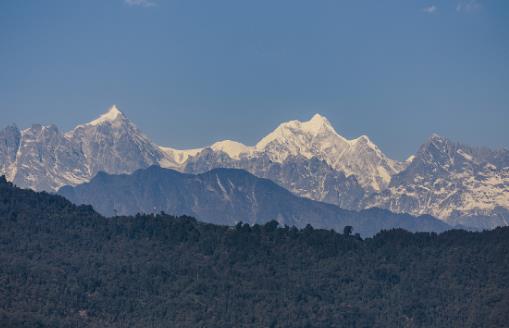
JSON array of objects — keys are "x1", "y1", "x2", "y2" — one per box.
[
  {"x1": 457, "y1": 149, "x2": 473, "y2": 161},
  {"x1": 251, "y1": 113, "x2": 402, "y2": 190},
  {"x1": 211, "y1": 140, "x2": 252, "y2": 159},
  {"x1": 159, "y1": 146, "x2": 203, "y2": 167},
  {"x1": 255, "y1": 113, "x2": 347, "y2": 153},
  {"x1": 88, "y1": 105, "x2": 123, "y2": 126},
  {"x1": 216, "y1": 174, "x2": 231, "y2": 201},
  {"x1": 300, "y1": 113, "x2": 335, "y2": 134},
  {"x1": 155, "y1": 113, "x2": 401, "y2": 192},
  {"x1": 372, "y1": 157, "x2": 509, "y2": 221}
]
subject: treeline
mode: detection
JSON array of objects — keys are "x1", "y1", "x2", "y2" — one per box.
[{"x1": 0, "y1": 177, "x2": 508, "y2": 327}]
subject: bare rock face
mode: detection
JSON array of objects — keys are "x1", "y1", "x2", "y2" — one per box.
[
  {"x1": 365, "y1": 134, "x2": 509, "y2": 228},
  {"x1": 184, "y1": 150, "x2": 366, "y2": 211},
  {"x1": 2, "y1": 106, "x2": 165, "y2": 191},
  {"x1": 0, "y1": 125, "x2": 21, "y2": 180},
  {"x1": 247, "y1": 114, "x2": 403, "y2": 192},
  {"x1": 10, "y1": 124, "x2": 89, "y2": 191},
  {"x1": 64, "y1": 106, "x2": 164, "y2": 178},
  {"x1": 181, "y1": 113, "x2": 401, "y2": 210}
]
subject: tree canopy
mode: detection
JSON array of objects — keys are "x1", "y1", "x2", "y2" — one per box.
[{"x1": 1, "y1": 177, "x2": 508, "y2": 327}]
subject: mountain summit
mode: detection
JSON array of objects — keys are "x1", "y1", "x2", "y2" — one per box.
[
  {"x1": 252, "y1": 114, "x2": 402, "y2": 191},
  {"x1": 162, "y1": 113, "x2": 401, "y2": 192},
  {"x1": 366, "y1": 134, "x2": 509, "y2": 228},
  {"x1": 86, "y1": 105, "x2": 125, "y2": 126},
  {"x1": 0, "y1": 106, "x2": 165, "y2": 190},
  {"x1": 65, "y1": 105, "x2": 163, "y2": 178}
]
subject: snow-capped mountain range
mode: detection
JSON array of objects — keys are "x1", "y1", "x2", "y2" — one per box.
[
  {"x1": 159, "y1": 112, "x2": 404, "y2": 192},
  {"x1": 366, "y1": 134, "x2": 509, "y2": 228},
  {"x1": 1, "y1": 105, "x2": 508, "y2": 228}
]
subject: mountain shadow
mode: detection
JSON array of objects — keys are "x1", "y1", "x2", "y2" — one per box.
[{"x1": 58, "y1": 166, "x2": 451, "y2": 237}]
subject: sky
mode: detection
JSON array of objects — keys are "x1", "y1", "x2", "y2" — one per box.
[{"x1": 0, "y1": 0, "x2": 508, "y2": 160}]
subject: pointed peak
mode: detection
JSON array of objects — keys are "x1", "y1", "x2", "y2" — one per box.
[
  {"x1": 309, "y1": 113, "x2": 328, "y2": 123},
  {"x1": 256, "y1": 113, "x2": 345, "y2": 152},
  {"x1": 108, "y1": 104, "x2": 122, "y2": 116},
  {"x1": 426, "y1": 133, "x2": 454, "y2": 148},
  {"x1": 429, "y1": 133, "x2": 447, "y2": 141},
  {"x1": 276, "y1": 114, "x2": 337, "y2": 135},
  {"x1": 298, "y1": 113, "x2": 334, "y2": 134},
  {"x1": 419, "y1": 134, "x2": 457, "y2": 156},
  {"x1": 278, "y1": 113, "x2": 332, "y2": 130},
  {"x1": 88, "y1": 105, "x2": 126, "y2": 126}
]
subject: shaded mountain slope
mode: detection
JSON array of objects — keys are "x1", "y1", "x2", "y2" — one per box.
[{"x1": 58, "y1": 166, "x2": 451, "y2": 237}]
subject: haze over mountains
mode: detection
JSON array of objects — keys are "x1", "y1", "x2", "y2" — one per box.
[
  {"x1": 1, "y1": 105, "x2": 508, "y2": 229},
  {"x1": 58, "y1": 166, "x2": 450, "y2": 237}
]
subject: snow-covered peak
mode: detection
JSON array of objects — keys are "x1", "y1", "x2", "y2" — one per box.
[
  {"x1": 427, "y1": 133, "x2": 451, "y2": 146},
  {"x1": 418, "y1": 133, "x2": 455, "y2": 160},
  {"x1": 348, "y1": 135, "x2": 386, "y2": 159},
  {"x1": 255, "y1": 113, "x2": 343, "y2": 152},
  {"x1": 251, "y1": 114, "x2": 403, "y2": 191},
  {"x1": 65, "y1": 105, "x2": 132, "y2": 139},
  {"x1": 301, "y1": 113, "x2": 334, "y2": 133},
  {"x1": 88, "y1": 105, "x2": 125, "y2": 126},
  {"x1": 281, "y1": 113, "x2": 335, "y2": 135},
  {"x1": 210, "y1": 140, "x2": 252, "y2": 159}
]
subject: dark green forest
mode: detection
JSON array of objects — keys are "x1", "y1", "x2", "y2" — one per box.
[{"x1": 1, "y1": 177, "x2": 508, "y2": 328}]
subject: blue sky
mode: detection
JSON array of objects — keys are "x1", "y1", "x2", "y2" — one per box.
[{"x1": 0, "y1": 0, "x2": 508, "y2": 160}]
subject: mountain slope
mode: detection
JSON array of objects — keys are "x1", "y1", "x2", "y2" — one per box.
[
  {"x1": 252, "y1": 114, "x2": 403, "y2": 191},
  {"x1": 64, "y1": 105, "x2": 164, "y2": 176},
  {"x1": 181, "y1": 114, "x2": 403, "y2": 192},
  {"x1": 58, "y1": 166, "x2": 451, "y2": 237},
  {"x1": 0, "y1": 106, "x2": 170, "y2": 191},
  {"x1": 0, "y1": 125, "x2": 21, "y2": 180},
  {"x1": 183, "y1": 151, "x2": 367, "y2": 210},
  {"x1": 180, "y1": 114, "x2": 404, "y2": 207},
  {"x1": 366, "y1": 134, "x2": 509, "y2": 228},
  {"x1": 11, "y1": 124, "x2": 90, "y2": 191}
]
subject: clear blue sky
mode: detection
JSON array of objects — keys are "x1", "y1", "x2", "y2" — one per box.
[{"x1": 1, "y1": 0, "x2": 508, "y2": 160}]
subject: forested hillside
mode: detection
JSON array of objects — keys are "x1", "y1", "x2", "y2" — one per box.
[{"x1": 1, "y1": 177, "x2": 508, "y2": 327}]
